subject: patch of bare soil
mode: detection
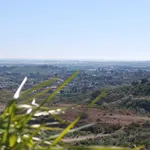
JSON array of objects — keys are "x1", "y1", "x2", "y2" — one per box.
[{"x1": 59, "y1": 104, "x2": 150, "y2": 125}]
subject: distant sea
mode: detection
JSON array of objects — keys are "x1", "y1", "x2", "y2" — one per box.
[{"x1": 0, "y1": 59, "x2": 150, "y2": 67}]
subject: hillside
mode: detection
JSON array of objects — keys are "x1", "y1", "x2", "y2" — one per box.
[{"x1": 0, "y1": 76, "x2": 150, "y2": 149}]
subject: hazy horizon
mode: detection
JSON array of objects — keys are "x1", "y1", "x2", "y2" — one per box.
[
  {"x1": 1, "y1": 0, "x2": 150, "y2": 61},
  {"x1": 0, "y1": 58, "x2": 150, "y2": 62}
]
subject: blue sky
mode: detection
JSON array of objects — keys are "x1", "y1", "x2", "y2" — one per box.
[{"x1": 0, "y1": 0, "x2": 150, "y2": 61}]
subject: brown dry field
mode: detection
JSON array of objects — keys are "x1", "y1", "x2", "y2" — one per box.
[
  {"x1": 57, "y1": 104, "x2": 150, "y2": 125},
  {"x1": 1, "y1": 102, "x2": 150, "y2": 126}
]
